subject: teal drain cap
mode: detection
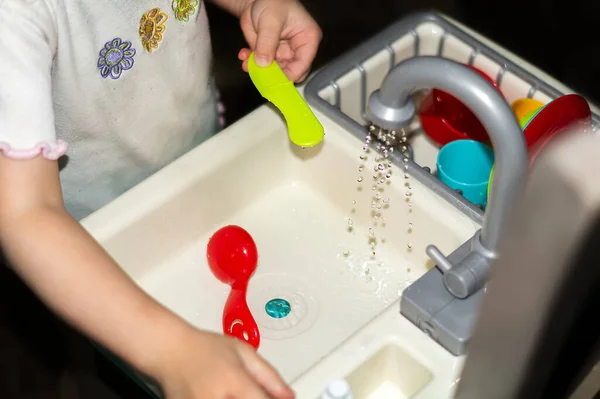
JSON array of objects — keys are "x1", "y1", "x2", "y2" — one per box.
[{"x1": 265, "y1": 298, "x2": 291, "y2": 319}]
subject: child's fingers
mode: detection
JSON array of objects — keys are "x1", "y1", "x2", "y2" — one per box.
[
  {"x1": 222, "y1": 367, "x2": 271, "y2": 399},
  {"x1": 285, "y1": 29, "x2": 321, "y2": 81},
  {"x1": 238, "y1": 48, "x2": 252, "y2": 60},
  {"x1": 239, "y1": 48, "x2": 251, "y2": 72},
  {"x1": 236, "y1": 343, "x2": 295, "y2": 399},
  {"x1": 254, "y1": 15, "x2": 286, "y2": 67},
  {"x1": 296, "y1": 70, "x2": 310, "y2": 83},
  {"x1": 276, "y1": 44, "x2": 294, "y2": 62},
  {"x1": 240, "y1": 12, "x2": 258, "y2": 51}
]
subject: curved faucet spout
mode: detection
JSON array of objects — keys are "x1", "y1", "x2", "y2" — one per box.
[{"x1": 367, "y1": 56, "x2": 528, "y2": 297}]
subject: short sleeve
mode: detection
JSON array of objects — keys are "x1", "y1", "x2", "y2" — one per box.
[{"x1": 0, "y1": 0, "x2": 67, "y2": 160}]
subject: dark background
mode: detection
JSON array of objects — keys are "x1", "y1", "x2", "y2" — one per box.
[{"x1": 209, "y1": 0, "x2": 599, "y2": 125}]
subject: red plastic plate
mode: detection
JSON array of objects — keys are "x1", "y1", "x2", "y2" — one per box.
[{"x1": 524, "y1": 94, "x2": 591, "y2": 164}]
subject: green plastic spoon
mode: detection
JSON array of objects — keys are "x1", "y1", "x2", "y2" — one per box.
[{"x1": 248, "y1": 52, "x2": 324, "y2": 148}]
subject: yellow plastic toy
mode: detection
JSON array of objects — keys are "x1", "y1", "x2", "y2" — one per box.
[
  {"x1": 248, "y1": 52, "x2": 324, "y2": 148},
  {"x1": 511, "y1": 98, "x2": 545, "y2": 121}
]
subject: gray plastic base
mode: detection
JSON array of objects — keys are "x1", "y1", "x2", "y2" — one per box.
[{"x1": 400, "y1": 238, "x2": 485, "y2": 356}]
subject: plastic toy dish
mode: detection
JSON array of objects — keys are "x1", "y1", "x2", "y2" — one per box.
[
  {"x1": 511, "y1": 98, "x2": 545, "y2": 121},
  {"x1": 418, "y1": 65, "x2": 501, "y2": 147},
  {"x1": 437, "y1": 139, "x2": 494, "y2": 208},
  {"x1": 523, "y1": 94, "x2": 591, "y2": 162},
  {"x1": 487, "y1": 94, "x2": 592, "y2": 197},
  {"x1": 248, "y1": 52, "x2": 324, "y2": 148},
  {"x1": 519, "y1": 106, "x2": 545, "y2": 129}
]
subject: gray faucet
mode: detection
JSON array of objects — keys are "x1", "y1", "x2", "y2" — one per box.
[{"x1": 367, "y1": 56, "x2": 528, "y2": 299}]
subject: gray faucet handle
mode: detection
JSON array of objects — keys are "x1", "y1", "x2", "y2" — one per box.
[
  {"x1": 426, "y1": 244, "x2": 453, "y2": 273},
  {"x1": 427, "y1": 232, "x2": 492, "y2": 299}
]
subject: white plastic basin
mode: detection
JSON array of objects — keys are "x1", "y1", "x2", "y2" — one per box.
[{"x1": 82, "y1": 104, "x2": 478, "y2": 392}]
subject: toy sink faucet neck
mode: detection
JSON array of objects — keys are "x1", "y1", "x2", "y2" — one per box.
[{"x1": 367, "y1": 56, "x2": 528, "y2": 299}]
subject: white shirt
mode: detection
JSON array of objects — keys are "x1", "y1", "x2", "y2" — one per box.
[{"x1": 0, "y1": 0, "x2": 221, "y2": 220}]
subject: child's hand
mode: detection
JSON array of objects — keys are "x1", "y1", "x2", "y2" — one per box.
[
  {"x1": 157, "y1": 330, "x2": 294, "y2": 399},
  {"x1": 237, "y1": 0, "x2": 322, "y2": 83}
]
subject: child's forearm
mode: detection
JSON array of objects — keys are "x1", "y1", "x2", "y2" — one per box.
[
  {"x1": 0, "y1": 205, "x2": 192, "y2": 378},
  {"x1": 208, "y1": 0, "x2": 254, "y2": 17}
]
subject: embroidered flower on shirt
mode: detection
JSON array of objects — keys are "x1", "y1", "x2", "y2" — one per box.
[
  {"x1": 172, "y1": 0, "x2": 199, "y2": 22},
  {"x1": 139, "y1": 8, "x2": 168, "y2": 53},
  {"x1": 97, "y1": 38, "x2": 136, "y2": 79}
]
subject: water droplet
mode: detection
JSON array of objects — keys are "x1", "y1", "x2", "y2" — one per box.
[
  {"x1": 357, "y1": 177, "x2": 363, "y2": 182},
  {"x1": 405, "y1": 191, "x2": 412, "y2": 197},
  {"x1": 383, "y1": 198, "x2": 390, "y2": 204},
  {"x1": 368, "y1": 228, "x2": 375, "y2": 237},
  {"x1": 358, "y1": 165, "x2": 364, "y2": 172},
  {"x1": 360, "y1": 155, "x2": 366, "y2": 161},
  {"x1": 402, "y1": 136, "x2": 407, "y2": 143},
  {"x1": 404, "y1": 173, "x2": 409, "y2": 179},
  {"x1": 343, "y1": 251, "x2": 350, "y2": 257},
  {"x1": 379, "y1": 178, "x2": 385, "y2": 184},
  {"x1": 352, "y1": 200, "x2": 356, "y2": 205},
  {"x1": 372, "y1": 186, "x2": 377, "y2": 191},
  {"x1": 404, "y1": 165, "x2": 409, "y2": 171},
  {"x1": 407, "y1": 243, "x2": 413, "y2": 250},
  {"x1": 386, "y1": 173, "x2": 391, "y2": 178},
  {"x1": 403, "y1": 158, "x2": 409, "y2": 163},
  {"x1": 348, "y1": 218, "x2": 353, "y2": 226}
]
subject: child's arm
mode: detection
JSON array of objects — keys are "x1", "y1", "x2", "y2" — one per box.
[
  {"x1": 0, "y1": 154, "x2": 293, "y2": 399},
  {"x1": 0, "y1": 154, "x2": 186, "y2": 377},
  {"x1": 208, "y1": 0, "x2": 251, "y2": 17}
]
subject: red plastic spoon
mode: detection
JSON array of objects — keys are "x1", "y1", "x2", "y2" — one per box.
[{"x1": 207, "y1": 225, "x2": 260, "y2": 349}]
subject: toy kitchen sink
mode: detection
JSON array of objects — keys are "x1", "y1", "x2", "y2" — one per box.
[{"x1": 81, "y1": 12, "x2": 600, "y2": 399}]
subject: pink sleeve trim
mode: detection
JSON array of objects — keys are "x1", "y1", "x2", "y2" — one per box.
[{"x1": 0, "y1": 140, "x2": 68, "y2": 161}]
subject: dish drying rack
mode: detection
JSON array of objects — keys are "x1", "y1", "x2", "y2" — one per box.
[{"x1": 305, "y1": 11, "x2": 600, "y2": 224}]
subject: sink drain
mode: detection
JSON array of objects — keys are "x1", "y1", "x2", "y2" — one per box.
[
  {"x1": 265, "y1": 298, "x2": 291, "y2": 319},
  {"x1": 248, "y1": 273, "x2": 319, "y2": 340}
]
